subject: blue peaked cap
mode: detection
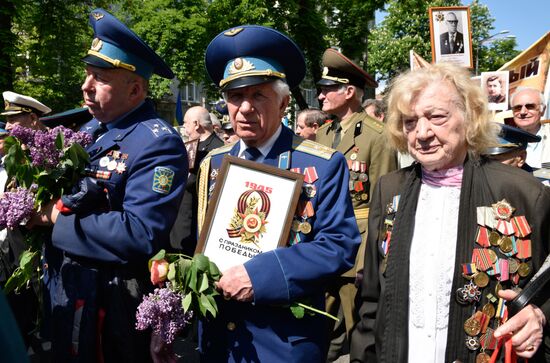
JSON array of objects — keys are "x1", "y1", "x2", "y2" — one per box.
[
  {"x1": 40, "y1": 107, "x2": 93, "y2": 129},
  {"x1": 82, "y1": 8, "x2": 173, "y2": 79},
  {"x1": 485, "y1": 123, "x2": 541, "y2": 155},
  {"x1": 205, "y1": 25, "x2": 305, "y2": 91}
]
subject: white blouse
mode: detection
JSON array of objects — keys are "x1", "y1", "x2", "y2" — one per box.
[{"x1": 408, "y1": 183, "x2": 461, "y2": 363}]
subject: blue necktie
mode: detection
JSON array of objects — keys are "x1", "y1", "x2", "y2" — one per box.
[
  {"x1": 92, "y1": 123, "x2": 108, "y2": 141},
  {"x1": 243, "y1": 147, "x2": 262, "y2": 161}
]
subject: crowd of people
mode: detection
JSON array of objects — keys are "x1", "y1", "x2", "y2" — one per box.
[{"x1": 0, "y1": 7, "x2": 549, "y2": 363}]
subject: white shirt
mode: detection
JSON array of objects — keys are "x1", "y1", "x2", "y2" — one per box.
[
  {"x1": 408, "y1": 183, "x2": 461, "y2": 363},
  {"x1": 237, "y1": 124, "x2": 282, "y2": 162}
]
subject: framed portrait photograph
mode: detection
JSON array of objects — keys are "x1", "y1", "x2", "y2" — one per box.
[
  {"x1": 429, "y1": 6, "x2": 473, "y2": 68},
  {"x1": 184, "y1": 138, "x2": 199, "y2": 170},
  {"x1": 196, "y1": 155, "x2": 304, "y2": 272},
  {"x1": 481, "y1": 71, "x2": 510, "y2": 111}
]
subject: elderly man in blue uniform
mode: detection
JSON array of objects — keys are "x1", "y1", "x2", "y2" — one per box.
[
  {"x1": 30, "y1": 9, "x2": 187, "y2": 362},
  {"x1": 195, "y1": 25, "x2": 361, "y2": 362}
]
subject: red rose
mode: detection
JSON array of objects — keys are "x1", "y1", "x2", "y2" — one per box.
[{"x1": 150, "y1": 259, "x2": 169, "y2": 285}]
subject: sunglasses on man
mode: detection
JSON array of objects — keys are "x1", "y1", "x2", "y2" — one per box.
[{"x1": 512, "y1": 103, "x2": 540, "y2": 113}]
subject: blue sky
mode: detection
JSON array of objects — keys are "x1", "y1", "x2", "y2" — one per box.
[
  {"x1": 376, "y1": 0, "x2": 549, "y2": 51},
  {"x1": 465, "y1": 0, "x2": 549, "y2": 51}
]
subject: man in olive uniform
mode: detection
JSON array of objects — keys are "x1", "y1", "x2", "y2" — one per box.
[{"x1": 315, "y1": 48, "x2": 397, "y2": 361}]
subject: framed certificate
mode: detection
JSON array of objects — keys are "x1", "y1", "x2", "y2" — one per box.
[
  {"x1": 196, "y1": 155, "x2": 304, "y2": 272},
  {"x1": 429, "y1": 6, "x2": 473, "y2": 68}
]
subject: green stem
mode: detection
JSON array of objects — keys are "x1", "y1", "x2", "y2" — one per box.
[{"x1": 296, "y1": 302, "x2": 339, "y2": 322}]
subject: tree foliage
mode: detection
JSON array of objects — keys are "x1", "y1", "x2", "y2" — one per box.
[
  {"x1": 368, "y1": 0, "x2": 519, "y2": 84},
  {"x1": 2, "y1": 0, "x2": 384, "y2": 112}
]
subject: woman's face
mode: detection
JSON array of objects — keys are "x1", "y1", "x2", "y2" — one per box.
[{"x1": 403, "y1": 80, "x2": 468, "y2": 171}]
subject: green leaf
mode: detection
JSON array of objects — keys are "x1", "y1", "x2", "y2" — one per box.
[
  {"x1": 290, "y1": 303, "x2": 305, "y2": 319},
  {"x1": 55, "y1": 130, "x2": 64, "y2": 149},
  {"x1": 194, "y1": 254, "x2": 209, "y2": 272},
  {"x1": 182, "y1": 293, "x2": 192, "y2": 312},
  {"x1": 208, "y1": 261, "x2": 221, "y2": 279},
  {"x1": 205, "y1": 294, "x2": 218, "y2": 318},
  {"x1": 188, "y1": 264, "x2": 198, "y2": 292},
  {"x1": 167, "y1": 262, "x2": 176, "y2": 283},
  {"x1": 198, "y1": 272, "x2": 209, "y2": 293},
  {"x1": 198, "y1": 293, "x2": 210, "y2": 316}
]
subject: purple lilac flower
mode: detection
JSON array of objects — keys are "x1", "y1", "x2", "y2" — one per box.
[
  {"x1": 50, "y1": 126, "x2": 93, "y2": 148},
  {"x1": 9, "y1": 125, "x2": 36, "y2": 145},
  {"x1": 0, "y1": 187, "x2": 35, "y2": 229},
  {"x1": 135, "y1": 287, "x2": 193, "y2": 344},
  {"x1": 30, "y1": 130, "x2": 62, "y2": 168}
]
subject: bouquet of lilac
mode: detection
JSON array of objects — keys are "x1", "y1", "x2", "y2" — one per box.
[{"x1": 1, "y1": 125, "x2": 92, "y2": 292}]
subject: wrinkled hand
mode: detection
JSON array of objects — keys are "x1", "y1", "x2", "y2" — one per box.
[
  {"x1": 150, "y1": 332, "x2": 177, "y2": 363},
  {"x1": 216, "y1": 264, "x2": 254, "y2": 302},
  {"x1": 61, "y1": 177, "x2": 106, "y2": 214},
  {"x1": 26, "y1": 200, "x2": 58, "y2": 228},
  {"x1": 494, "y1": 289, "x2": 546, "y2": 358}
]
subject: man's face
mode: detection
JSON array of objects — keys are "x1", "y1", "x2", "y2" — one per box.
[
  {"x1": 6, "y1": 113, "x2": 40, "y2": 131},
  {"x1": 183, "y1": 113, "x2": 199, "y2": 140},
  {"x1": 295, "y1": 114, "x2": 317, "y2": 141},
  {"x1": 318, "y1": 85, "x2": 347, "y2": 116},
  {"x1": 512, "y1": 89, "x2": 544, "y2": 134},
  {"x1": 446, "y1": 13, "x2": 458, "y2": 34},
  {"x1": 487, "y1": 79, "x2": 502, "y2": 96},
  {"x1": 81, "y1": 65, "x2": 137, "y2": 123},
  {"x1": 222, "y1": 128, "x2": 239, "y2": 144},
  {"x1": 365, "y1": 105, "x2": 384, "y2": 122},
  {"x1": 226, "y1": 82, "x2": 289, "y2": 147}
]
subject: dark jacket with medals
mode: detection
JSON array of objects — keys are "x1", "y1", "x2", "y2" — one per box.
[
  {"x1": 316, "y1": 111, "x2": 397, "y2": 276},
  {"x1": 350, "y1": 157, "x2": 550, "y2": 363},
  {"x1": 170, "y1": 132, "x2": 223, "y2": 255},
  {"x1": 440, "y1": 31, "x2": 465, "y2": 54}
]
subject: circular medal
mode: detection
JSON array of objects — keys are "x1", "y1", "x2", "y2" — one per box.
[
  {"x1": 360, "y1": 193, "x2": 369, "y2": 201},
  {"x1": 518, "y1": 262, "x2": 530, "y2": 277},
  {"x1": 474, "y1": 272, "x2": 489, "y2": 288},
  {"x1": 455, "y1": 288, "x2": 467, "y2": 305},
  {"x1": 350, "y1": 153, "x2": 357, "y2": 161},
  {"x1": 482, "y1": 303, "x2": 495, "y2": 318},
  {"x1": 487, "y1": 249, "x2": 498, "y2": 264},
  {"x1": 303, "y1": 184, "x2": 316, "y2": 198},
  {"x1": 354, "y1": 194, "x2": 362, "y2": 201},
  {"x1": 107, "y1": 159, "x2": 117, "y2": 171},
  {"x1": 476, "y1": 352, "x2": 491, "y2": 363},
  {"x1": 299, "y1": 221, "x2": 312, "y2": 234},
  {"x1": 489, "y1": 231, "x2": 500, "y2": 246},
  {"x1": 464, "y1": 317, "x2": 481, "y2": 336},
  {"x1": 210, "y1": 169, "x2": 219, "y2": 180},
  {"x1": 495, "y1": 282, "x2": 502, "y2": 295},
  {"x1": 359, "y1": 173, "x2": 368, "y2": 182},
  {"x1": 243, "y1": 214, "x2": 262, "y2": 233},
  {"x1": 508, "y1": 258, "x2": 520, "y2": 274},
  {"x1": 292, "y1": 220, "x2": 301, "y2": 232},
  {"x1": 350, "y1": 171, "x2": 358, "y2": 180},
  {"x1": 99, "y1": 156, "x2": 110, "y2": 168},
  {"x1": 499, "y1": 236, "x2": 513, "y2": 253},
  {"x1": 465, "y1": 336, "x2": 481, "y2": 351}
]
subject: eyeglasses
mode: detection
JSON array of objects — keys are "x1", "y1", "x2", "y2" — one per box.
[
  {"x1": 512, "y1": 103, "x2": 540, "y2": 113},
  {"x1": 446, "y1": 20, "x2": 458, "y2": 24}
]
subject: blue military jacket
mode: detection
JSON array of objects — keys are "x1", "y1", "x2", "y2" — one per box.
[
  {"x1": 42, "y1": 100, "x2": 187, "y2": 362},
  {"x1": 197, "y1": 126, "x2": 361, "y2": 362},
  {"x1": 52, "y1": 100, "x2": 187, "y2": 264}
]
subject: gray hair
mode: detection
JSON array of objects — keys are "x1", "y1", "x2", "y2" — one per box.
[
  {"x1": 362, "y1": 98, "x2": 386, "y2": 118},
  {"x1": 209, "y1": 113, "x2": 221, "y2": 127},
  {"x1": 510, "y1": 86, "x2": 545, "y2": 106},
  {"x1": 297, "y1": 108, "x2": 329, "y2": 127}
]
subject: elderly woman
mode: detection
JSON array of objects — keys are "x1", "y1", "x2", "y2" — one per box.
[{"x1": 350, "y1": 63, "x2": 550, "y2": 363}]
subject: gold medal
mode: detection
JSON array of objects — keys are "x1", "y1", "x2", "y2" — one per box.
[
  {"x1": 474, "y1": 271, "x2": 489, "y2": 288},
  {"x1": 508, "y1": 258, "x2": 520, "y2": 274},
  {"x1": 518, "y1": 262, "x2": 530, "y2": 277},
  {"x1": 489, "y1": 231, "x2": 500, "y2": 246},
  {"x1": 487, "y1": 249, "x2": 498, "y2": 264},
  {"x1": 464, "y1": 316, "x2": 481, "y2": 336},
  {"x1": 291, "y1": 220, "x2": 301, "y2": 232},
  {"x1": 499, "y1": 236, "x2": 513, "y2": 253},
  {"x1": 476, "y1": 352, "x2": 491, "y2": 363},
  {"x1": 361, "y1": 193, "x2": 368, "y2": 201},
  {"x1": 354, "y1": 194, "x2": 362, "y2": 201},
  {"x1": 482, "y1": 303, "x2": 495, "y2": 318},
  {"x1": 299, "y1": 221, "x2": 312, "y2": 234}
]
